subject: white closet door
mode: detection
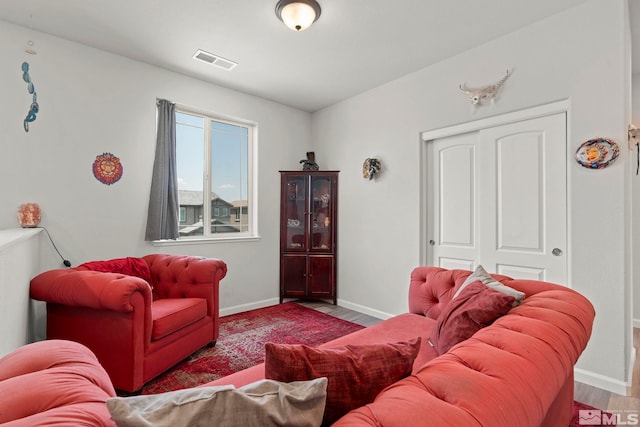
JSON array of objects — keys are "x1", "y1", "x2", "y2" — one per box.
[
  {"x1": 427, "y1": 112, "x2": 567, "y2": 283},
  {"x1": 426, "y1": 131, "x2": 479, "y2": 272}
]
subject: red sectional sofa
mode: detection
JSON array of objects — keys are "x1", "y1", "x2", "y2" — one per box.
[
  {"x1": 208, "y1": 267, "x2": 595, "y2": 426},
  {"x1": 5, "y1": 266, "x2": 594, "y2": 426},
  {"x1": 29, "y1": 254, "x2": 227, "y2": 392}
]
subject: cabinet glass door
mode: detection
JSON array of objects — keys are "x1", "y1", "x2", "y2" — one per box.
[
  {"x1": 310, "y1": 175, "x2": 333, "y2": 252},
  {"x1": 284, "y1": 175, "x2": 307, "y2": 250}
]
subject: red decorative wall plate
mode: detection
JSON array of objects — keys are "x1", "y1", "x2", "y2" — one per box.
[{"x1": 93, "y1": 152, "x2": 123, "y2": 185}]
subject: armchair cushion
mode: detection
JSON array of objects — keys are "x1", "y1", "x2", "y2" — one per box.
[
  {"x1": 151, "y1": 298, "x2": 208, "y2": 340},
  {"x1": 78, "y1": 257, "x2": 154, "y2": 292}
]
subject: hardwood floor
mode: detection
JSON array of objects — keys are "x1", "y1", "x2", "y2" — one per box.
[
  {"x1": 296, "y1": 300, "x2": 383, "y2": 328},
  {"x1": 298, "y1": 300, "x2": 640, "y2": 413}
]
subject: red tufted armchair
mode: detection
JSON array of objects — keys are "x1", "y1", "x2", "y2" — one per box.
[{"x1": 30, "y1": 254, "x2": 227, "y2": 392}]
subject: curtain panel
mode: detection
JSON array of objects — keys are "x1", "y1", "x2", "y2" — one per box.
[{"x1": 145, "y1": 99, "x2": 179, "y2": 241}]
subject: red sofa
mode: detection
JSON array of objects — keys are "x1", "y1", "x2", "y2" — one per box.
[
  {"x1": 207, "y1": 267, "x2": 595, "y2": 426},
  {"x1": 29, "y1": 254, "x2": 227, "y2": 392}
]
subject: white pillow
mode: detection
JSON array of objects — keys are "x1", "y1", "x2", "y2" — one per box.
[
  {"x1": 454, "y1": 265, "x2": 525, "y2": 306},
  {"x1": 106, "y1": 377, "x2": 327, "y2": 427}
]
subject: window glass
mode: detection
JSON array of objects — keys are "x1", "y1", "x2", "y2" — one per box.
[{"x1": 176, "y1": 110, "x2": 253, "y2": 239}]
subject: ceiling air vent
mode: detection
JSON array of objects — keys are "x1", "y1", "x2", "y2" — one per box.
[{"x1": 192, "y1": 49, "x2": 238, "y2": 71}]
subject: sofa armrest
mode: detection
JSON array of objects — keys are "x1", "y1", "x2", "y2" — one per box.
[
  {"x1": 30, "y1": 269, "x2": 152, "y2": 312},
  {"x1": 0, "y1": 340, "x2": 116, "y2": 426}
]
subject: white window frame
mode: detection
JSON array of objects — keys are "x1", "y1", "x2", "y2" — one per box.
[{"x1": 154, "y1": 105, "x2": 259, "y2": 245}]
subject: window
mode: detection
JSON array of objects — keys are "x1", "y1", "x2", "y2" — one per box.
[{"x1": 175, "y1": 109, "x2": 255, "y2": 239}]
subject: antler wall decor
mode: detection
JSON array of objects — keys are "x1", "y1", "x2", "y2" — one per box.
[{"x1": 459, "y1": 69, "x2": 511, "y2": 107}]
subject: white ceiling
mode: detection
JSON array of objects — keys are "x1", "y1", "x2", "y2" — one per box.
[{"x1": 2, "y1": 0, "x2": 635, "y2": 113}]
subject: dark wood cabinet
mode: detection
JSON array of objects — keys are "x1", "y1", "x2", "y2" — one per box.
[{"x1": 280, "y1": 171, "x2": 338, "y2": 304}]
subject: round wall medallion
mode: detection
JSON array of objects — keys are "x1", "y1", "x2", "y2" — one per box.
[
  {"x1": 93, "y1": 152, "x2": 123, "y2": 185},
  {"x1": 575, "y1": 138, "x2": 619, "y2": 169}
]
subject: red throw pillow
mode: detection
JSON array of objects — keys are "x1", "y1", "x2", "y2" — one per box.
[
  {"x1": 78, "y1": 257, "x2": 154, "y2": 290},
  {"x1": 430, "y1": 281, "x2": 515, "y2": 355},
  {"x1": 264, "y1": 338, "x2": 421, "y2": 426}
]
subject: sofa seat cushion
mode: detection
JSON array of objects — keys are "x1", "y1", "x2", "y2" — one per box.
[
  {"x1": 206, "y1": 313, "x2": 438, "y2": 391},
  {"x1": 152, "y1": 298, "x2": 208, "y2": 341},
  {"x1": 319, "y1": 313, "x2": 438, "y2": 373}
]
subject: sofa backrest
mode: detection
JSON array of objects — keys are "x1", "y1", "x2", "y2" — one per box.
[{"x1": 143, "y1": 254, "x2": 227, "y2": 315}]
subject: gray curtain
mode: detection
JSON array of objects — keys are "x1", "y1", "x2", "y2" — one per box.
[{"x1": 145, "y1": 99, "x2": 179, "y2": 241}]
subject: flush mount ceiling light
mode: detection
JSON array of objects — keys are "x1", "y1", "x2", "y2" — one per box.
[{"x1": 275, "y1": 0, "x2": 321, "y2": 32}]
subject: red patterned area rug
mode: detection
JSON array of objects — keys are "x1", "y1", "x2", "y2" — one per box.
[
  {"x1": 571, "y1": 401, "x2": 617, "y2": 426},
  {"x1": 136, "y1": 302, "x2": 364, "y2": 395}
]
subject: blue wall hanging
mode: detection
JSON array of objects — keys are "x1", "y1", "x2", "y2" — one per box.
[{"x1": 22, "y1": 62, "x2": 39, "y2": 132}]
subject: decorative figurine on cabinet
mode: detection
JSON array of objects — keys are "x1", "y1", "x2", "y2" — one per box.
[{"x1": 300, "y1": 151, "x2": 319, "y2": 171}]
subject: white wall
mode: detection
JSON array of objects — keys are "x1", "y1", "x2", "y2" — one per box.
[
  {"x1": 0, "y1": 20, "x2": 313, "y2": 316},
  {"x1": 312, "y1": 0, "x2": 633, "y2": 394}
]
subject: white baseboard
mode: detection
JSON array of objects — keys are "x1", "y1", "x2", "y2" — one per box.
[
  {"x1": 219, "y1": 298, "x2": 280, "y2": 317},
  {"x1": 336, "y1": 298, "x2": 395, "y2": 320},
  {"x1": 574, "y1": 368, "x2": 629, "y2": 396},
  {"x1": 634, "y1": 318, "x2": 640, "y2": 329},
  {"x1": 574, "y1": 367, "x2": 631, "y2": 397},
  {"x1": 574, "y1": 340, "x2": 636, "y2": 397}
]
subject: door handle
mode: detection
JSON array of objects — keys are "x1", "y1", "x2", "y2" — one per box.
[
  {"x1": 429, "y1": 240, "x2": 435, "y2": 246},
  {"x1": 552, "y1": 248, "x2": 563, "y2": 256}
]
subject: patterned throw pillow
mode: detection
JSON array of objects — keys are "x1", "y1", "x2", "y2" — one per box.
[
  {"x1": 264, "y1": 338, "x2": 421, "y2": 426},
  {"x1": 430, "y1": 281, "x2": 515, "y2": 355},
  {"x1": 78, "y1": 257, "x2": 154, "y2": 291}
]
